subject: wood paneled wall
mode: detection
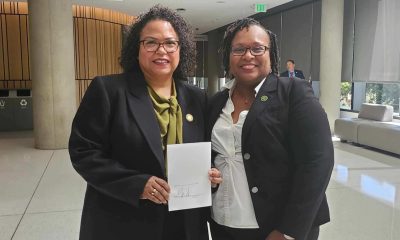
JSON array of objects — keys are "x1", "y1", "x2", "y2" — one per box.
[
  {"x1": 0, "y1": 2, "x2": 135, "y2": 104},
  {"x1": 0, "y1": 2, "x2": 30, "y2": 89},
  {"x1": 73, "y1": 5, "x2": 134, "y2": 102}
]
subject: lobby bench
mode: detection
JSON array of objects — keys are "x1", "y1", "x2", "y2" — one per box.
[{"x1": 334, "y1": 103, "x2": 400, "y2": 155}]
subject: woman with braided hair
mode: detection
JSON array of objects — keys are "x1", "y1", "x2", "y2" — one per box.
[{"x1": 207, "y1": 18, "x2": 333, "y2": 240}]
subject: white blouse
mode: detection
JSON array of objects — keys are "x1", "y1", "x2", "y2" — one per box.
[{"x1": 211, "y1": 78, "x2": 265, "y2": 228}]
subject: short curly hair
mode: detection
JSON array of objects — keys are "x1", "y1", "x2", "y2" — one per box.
[
  {"x1": 120, "y1": 5, "x2": 195, "y2": 79},
  {"x1": 220, "y1": 18, "x2": 280, "y2": 79}
]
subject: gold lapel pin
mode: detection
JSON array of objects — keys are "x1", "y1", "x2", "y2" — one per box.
[
  {"x1": 186, "y1": 113, "x2": 194, "y2": 122},
  {"x1": 260, "y1": 95, "x2": 269, "y2": 102}
]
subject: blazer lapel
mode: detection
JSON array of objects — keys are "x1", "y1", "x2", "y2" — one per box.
[
  {"x1": 242, "y1": 74, "x2": 278, "y2": 144},
  {"x1": 175, "y1": 80, "x2": 191, "y2": 142},
  {"x1": 125, "y1": 73, "x2": 165, "y2": 173}
]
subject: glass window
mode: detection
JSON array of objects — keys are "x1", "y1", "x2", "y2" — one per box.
[
  {"x1": 342, "y1": 82, "x2": 400, "y2": 115},
  {"x1": 365, "y1": 83, "x2": 400, "y2": 113},
  {"x1": 340, "y1": 82, "x2": 352, "y2": 110}
]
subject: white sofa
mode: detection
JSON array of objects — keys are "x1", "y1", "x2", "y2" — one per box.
[{"x1": 334, "y1": 103, "x2": 400, "y2": 155}]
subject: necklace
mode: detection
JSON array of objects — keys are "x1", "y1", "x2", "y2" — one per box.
[{"x1": 233, "y1": 89, "x2": 254, "y2": 105}]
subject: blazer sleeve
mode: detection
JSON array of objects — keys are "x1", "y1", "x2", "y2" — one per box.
[
  {"x1": 68, "y1": 77, "x2": 151, "y2": 208},
  {"x1": 278, "y1": 80, "x2": 334, "y2": 239},
  {"x1": 297, "y1": 70, "x2": 305, "y2": 80}
]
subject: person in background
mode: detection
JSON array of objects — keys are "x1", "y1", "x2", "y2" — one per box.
[
  {"x1": 280, "y1": 59, "x2": 305, "y2": 80},
  {"x1": 207, "y1": 18, "x2": 333, "y2": 240},
  {"x1": 69, "y1": 5, "x2": 221, "y2": 240}
]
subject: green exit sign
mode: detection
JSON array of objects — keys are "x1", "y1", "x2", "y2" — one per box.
[{"x1": 255, "y1": 4, "x2": 266, "y2": 12}]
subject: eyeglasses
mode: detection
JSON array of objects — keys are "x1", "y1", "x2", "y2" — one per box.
[
  {"x1": 139, "y1": 39, "x2": 180, "y2": 53},
  {"x1": 231, "y1": 46, "x2": 269, "y2": 56}
]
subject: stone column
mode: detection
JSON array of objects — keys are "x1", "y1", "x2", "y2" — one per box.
[
  {"x1": 319, "y1": 0, "x2": 344, "y2": 132},
  {"x1": 28, "y1": 0, "x2": 76, "y2": 149},
  {"x1": 207, "y1": 30, "x2": 221, "y2": 95}
]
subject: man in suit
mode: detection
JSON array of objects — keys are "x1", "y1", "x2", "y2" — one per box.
[{"x1": 280, "y1": 59, "x2": 305, "y2": 80}]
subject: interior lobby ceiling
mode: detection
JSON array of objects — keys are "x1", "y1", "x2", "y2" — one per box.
[{"x1": 17, "y1": 0, "x2": 293, "y2": 34}]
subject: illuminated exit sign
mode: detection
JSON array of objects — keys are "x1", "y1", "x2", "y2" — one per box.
[{"x1": 255, "y1": 4, "x2": 266, "y2": 12}]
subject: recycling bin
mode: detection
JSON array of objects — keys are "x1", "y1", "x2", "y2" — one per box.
[
  {"x1": 0, "y1": 89, "x2": 33, "y2": 131},
  {"x1": 0, "y1": 90, "x2": 15, "y2": 131}
]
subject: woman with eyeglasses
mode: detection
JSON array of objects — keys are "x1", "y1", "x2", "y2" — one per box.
[
  {"x1": 207, "y1": 18, "x2": 333, "y2": 240},
  {"x1": 69, "y1": 5, "x2": 221, "y2": 240}
]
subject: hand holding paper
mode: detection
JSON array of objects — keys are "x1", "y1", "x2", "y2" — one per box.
[{"x1": 167, "y1": 142, "x2": 212, "y2": 211}]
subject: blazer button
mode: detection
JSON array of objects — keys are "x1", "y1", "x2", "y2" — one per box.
[
  {"x1": 243, "y1": 153, "x2": 251, "y2": 160},
  {"x1": 251, "y1": 187, "x2": 258, "y2": 193}
]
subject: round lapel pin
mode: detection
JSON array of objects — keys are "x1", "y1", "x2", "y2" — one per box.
[
  {"x1": 186, "y1": 113, "x2": 194, "y2": 122},
  {"x1": 260, "y1": 95, "x2": 269, "y2": 102}
]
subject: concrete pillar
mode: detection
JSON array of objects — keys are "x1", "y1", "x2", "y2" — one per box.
[
  {"x1": 207, "y1": 30, "x2": 221, "y2": 95},
  {"x1": 319, "y1": 0, "x2": 344, "y2": 132},
  {"x1": 28, "y1": 0, "x2": 76, "y2": 149}
]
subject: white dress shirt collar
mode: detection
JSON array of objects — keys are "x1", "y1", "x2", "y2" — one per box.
[{"x1": 222, "y1": 77, "x2": 266, "y2": 97}]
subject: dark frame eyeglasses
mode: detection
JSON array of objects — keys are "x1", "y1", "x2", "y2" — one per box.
[
  {"x1": 231, "y1": 46, "x2": 269, "y2": 56},
  {"x1": 139, "y1": 39, "x2": 180, "y2": 53}
]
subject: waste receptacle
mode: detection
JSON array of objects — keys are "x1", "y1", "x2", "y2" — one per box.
[
  {"x1": 0, "y1": 90, "x2": 16, "y2": 131},
  {"x1": 14, "y1": 89, "x2": 33, "y2": 130},
  {"x1": 0, "y1": 89, "x2": 33, "y2": 131}
]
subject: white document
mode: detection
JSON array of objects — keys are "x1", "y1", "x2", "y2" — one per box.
[{"x1": 167, "y1": 142, "x2": 211, "y2": 211}]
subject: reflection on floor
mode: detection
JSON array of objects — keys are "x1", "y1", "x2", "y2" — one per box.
[{"x1": 0, "y1": 132, "x2": 399, "y2": 240}]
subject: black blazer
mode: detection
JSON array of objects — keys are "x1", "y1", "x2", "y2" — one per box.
[
  {"x1": 69, "y1": 73, "x2": 209, "y2": 240},
  {"x1": 207, "y1": 74, "x2": 333, "y2": 240},
  {"x1": 280, "y1": 69, "x2": 305, "y2": 80}
]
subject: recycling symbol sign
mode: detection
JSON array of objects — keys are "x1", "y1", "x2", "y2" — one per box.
[{"x1": 20, "y1": 99, "x2": 28, "y2": 108}]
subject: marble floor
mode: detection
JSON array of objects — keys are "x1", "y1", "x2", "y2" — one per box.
[{"x1": 0, "y1": 132, "x2": 399, "y2": 240}]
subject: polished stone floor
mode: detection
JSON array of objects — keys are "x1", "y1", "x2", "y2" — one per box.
[{"x1": 0, "y1": 132, "x2": 399, "y2": 240}]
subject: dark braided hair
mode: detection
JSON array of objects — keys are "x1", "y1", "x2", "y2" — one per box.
[
  {"x1": 220, "y1": 18, "x2": 280, "y2": 79},
  {"x1": 120, "y1": 5, "x2": 195, "y2": 79}
]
